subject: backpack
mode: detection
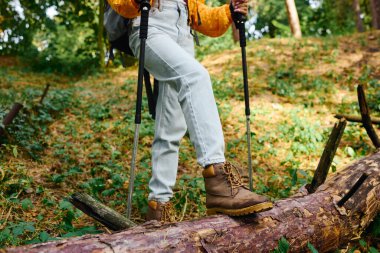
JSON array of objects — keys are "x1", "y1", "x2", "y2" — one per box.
[
  {"x1": 103, "y1": 1, "x2": 133, "y2": 64},
  {"x1": 104, "y1": 0, "x2": 158, "y2": 119}
]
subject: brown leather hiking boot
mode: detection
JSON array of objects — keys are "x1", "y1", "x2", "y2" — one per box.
[
  {"x1": 146, "y1": 200, "x2": 176, "y2": 223},
  {"x1": 203, "y1": 162, "x2": 273, "y2": 216}
]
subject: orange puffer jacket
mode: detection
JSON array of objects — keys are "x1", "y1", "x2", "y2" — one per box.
[{"x1": 108, "y1": 0, "x2": 232, "y2": 37}]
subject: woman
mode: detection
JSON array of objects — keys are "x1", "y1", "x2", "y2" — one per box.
[{"x1": 108, "y1": 0, "x2": 273, "y2": 222}]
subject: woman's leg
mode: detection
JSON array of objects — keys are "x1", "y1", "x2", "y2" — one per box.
[{"x1": 129, "y1": 2, "x2": 225, "y2": 202}]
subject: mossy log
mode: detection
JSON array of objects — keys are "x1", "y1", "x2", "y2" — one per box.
[
  {"x1": 5, "y1": 151, "x2": 380, "y2": 253},
  {"x1": 68, "y1": 193, "x2": 136, "y2": 230}
]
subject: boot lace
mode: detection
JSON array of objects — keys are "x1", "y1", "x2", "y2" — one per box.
[{"x1": 223, "y1": 162, "x2": 244, "y2": 194}]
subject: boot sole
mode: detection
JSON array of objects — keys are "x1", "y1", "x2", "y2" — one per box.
[{"x1": 206, "y1": 202, "x2": 273, "y2": 216}]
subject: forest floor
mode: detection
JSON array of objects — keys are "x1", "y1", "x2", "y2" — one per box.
[{"x1": 1, "y1": 30, "x2": 380, "y2": 251}]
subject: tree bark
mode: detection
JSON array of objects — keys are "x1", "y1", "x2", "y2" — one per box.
[
  {"x1": 284, "y1": 0, "x2": 302, "y2": 38},
  {"x1": 353, "y1": 0, "x2": 365, "y2": 32},
  {"x1": 5, "y1": 151, "x2": 380, "y2": 253},
  {"x1": 370, "y1": 0, "x2": 380, "y2": 29}
]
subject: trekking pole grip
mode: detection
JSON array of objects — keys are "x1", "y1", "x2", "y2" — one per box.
[
  {"x1": 230, "y1": 3, "x2": 247, "y2": 48},
  {"x1": 139, "y1": 0, "x2": 151, "y2": 40},
  {"x1": 236, "y1": 15, "x2": 246, "y2": 48}
]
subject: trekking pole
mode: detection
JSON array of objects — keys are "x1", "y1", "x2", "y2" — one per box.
[
  {"x1": 233, "y1": 10, "x2": 253, "y2": 191},
  {"x1": 126, "y1": 0, "x2": 151, "y2": 219}
]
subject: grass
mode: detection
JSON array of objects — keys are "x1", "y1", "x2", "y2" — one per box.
[{"x1": 0, "y1": 30, "x2": 380, "y2": 250}]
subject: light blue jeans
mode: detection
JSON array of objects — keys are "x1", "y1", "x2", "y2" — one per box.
[{"x1": 129, "y1": 0, "x2": 225, "y2": 202}]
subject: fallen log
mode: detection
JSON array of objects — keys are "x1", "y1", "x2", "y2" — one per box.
[
  {"x1": 306, "y1": 118, "x2": 346, "y2": 193},
  {"x1": 68, "y1": 192, "x2": 136, "y2": 230},
  {"x1": 334, "y1": 114, "x2": 380, "y2": 125},
  {"x1": 357, "y1": 85, "x2": 380, "y2": 148},
  {"x1": 39, "y1": 83, "x2": 51, "y2": 105},
  {"x1": 0, "y1": 103, "x2": 23, "y2": 140},
  {"x1": 5, "y1": 151, "x2": 380, "y2": 253}
]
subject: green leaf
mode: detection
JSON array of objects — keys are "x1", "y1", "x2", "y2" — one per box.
[
  {"x1": 359, "y1": 239, "x2": 367, "y2": 248},
  {"x1": 59, "y1": 200, "x2": 73, "y2": 210},
  {"x1": 51, "y1": 174, "x2": 65, "y2": 183},
  {"x1": 272, "y1": 20, "x2": 291, "y2": 33},
  {"x1": 21, "y1": 198, "x2": 34, "y2": 210},
  {"x1": 61, "y1": 226, "x2": 100, "y2": 238},
  {"x1": 12, "y1": 146, "x2": 18, "y2": 158},
  {"x1": 24, "y1": 223, "x2": 35, "y2": 232},
  {"x1": 370, "y1": 247, "x2": 379, "y2": 253},
  {"x1": 0, "y1": 228, "x2": 11, "y2": 241},
  {"x1": 368, "y1": 214, "x2": 380, "y2": 236},
  {"x1": 39, "y1": 231, "x2": 50, "y2": 242},
  {"x1": 12, "y1": 226, "x2": 24, "y2": 237},
  {"x1": 345, "y1": 147, "x2": 356, "y2": 158},
  {"x1": 278, "y1": 237, "x2": 290, "y2": 253},
  {"x1": 36, "y1": 186, "x2": 44, "y2": 194},
  {"x1": 307, "y1": 242, "x2": 318, "y2": 253},
  {"x1": 102, "y1": 189, "x2": 115, "y2": 197}
]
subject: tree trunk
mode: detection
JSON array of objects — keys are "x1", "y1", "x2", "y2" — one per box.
[
  {"x1": 284, "y1": 0, "x2": 302, "y2": 38},
  {"x1": 354, "y1": 0, "x2": 365, "y2": 32},
  {"x1": 370, "y1": 0, "x2": 380, "y2": 29},
  {"x1": 5, "y1": 151, "x2": 380, "y2": 253},
  {"x1": 98, "y1": 0, "x2": 105, "y2": 68}
]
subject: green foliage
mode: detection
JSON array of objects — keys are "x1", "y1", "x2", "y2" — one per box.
[
  {"x1": 278, "y1": 112, "x2": 324, "y2": 156},
  {"x1": 1, "y1": 0, "x2": 100, "y2": 75},
  {"x1": 88, "y1": 104, "x2": 112, "y2": 120},
  {"x1": 195, "y1": 29, "x2": 235, "y2": 60},
  {"x1": 23, "y1": 25, "x2": 99, "y2": 76},
  {"x1": 268, "y1": 67, "x2": 297, "y2": 97},
  {"x1": 174, "y1": 175, "x2": 207, "y2": 216},
  {"x1": 0, "y1": 0, "x2": 57, "y2": 55},
  {"x1": 307, "y1": 242, "x2": 318, "y2": 253},
  {"x1": 272, "y1": 237, "x2": 290, "y2": 253},
  {"x1": 267, "y1": 66, "x2": 333, "y2": 100},
  {"x1": 0, "y1": 222, "x2": 36, "y2": 246},
  {"x1": 367, "y1": 78, "x2": 380, "y2": 114},
  {"x1": 254, "y1": 0, "x2": 356, "y2": 38},
  {"x1": 368, "y1": 214, "x2": 380, "y2": 237},
  {"x1": 0, "y1": 86, "x2": 78, "y2": 159}
]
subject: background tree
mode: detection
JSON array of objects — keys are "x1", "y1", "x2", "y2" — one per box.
[
  {"x1": 284, "y1": 0, "x2": 302, "y2": 38},
  {"x1": 0, "y1": 0, "x2": 101, "y2": 75},
  {"x1": 370, "y1": 0, "x2": 380, "y2": 29},
  {"x1": 252, "y1": 0, "x2": 356, "y2": 38},
  {"x1": 353, "y1": 0, "x2": 365, "y2": 32}
]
